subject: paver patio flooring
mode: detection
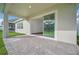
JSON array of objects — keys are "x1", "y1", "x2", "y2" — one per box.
[{"x1": 4, "y1": 35, "x2": 79, "y2": 55}]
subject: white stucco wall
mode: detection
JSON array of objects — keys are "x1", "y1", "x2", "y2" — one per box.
[
  {"x1": 55, "y1": 4, "x2": 76, "y2": 44},
  {"x1": 15, "y1": 19, "x2": 30, "y2": 35},
  {"x1": 30, "y1": 18, "x2": 43, "y2": 33}
]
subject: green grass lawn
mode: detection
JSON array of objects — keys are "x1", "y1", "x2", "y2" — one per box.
[
  {"x1": 0, "y1": 30, "x2": 8, "y2": 55},
  {"x1": 0, "y1": 30, "x2": 24, "y2": 55},
  {"x1": 77, "y1": 36, "x2": 79, "y2": 45},
  {"x1": 8, "y1": 31, "x2": 24, "y2": 37},
  {"x1": 43, "y1": 31, "x2": 54, "y2": 38}
]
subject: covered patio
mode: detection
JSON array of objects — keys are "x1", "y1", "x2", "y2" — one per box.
[
  {"x1": 0, "y1": 3, "x2": 79, "y2": 54},
  {"x1": 5, "y1": 35, "x2": 79, "y2": 55}
]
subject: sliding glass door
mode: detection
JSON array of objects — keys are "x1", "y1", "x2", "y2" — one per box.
[{"x1": 43, "y1": 13, "x2": 55, "y2": 38}]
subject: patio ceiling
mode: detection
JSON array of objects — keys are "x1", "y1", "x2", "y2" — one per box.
[{"x1": 5, "y1": 3, "x2": 56, "y2": 18}]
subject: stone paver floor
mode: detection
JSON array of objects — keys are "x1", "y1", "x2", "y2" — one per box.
[{"x1": 4, "y1": 35, "x2": 79, "y2": 55}]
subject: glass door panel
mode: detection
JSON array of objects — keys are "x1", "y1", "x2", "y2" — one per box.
[{"x1": 43, "y1": 13, "x2": 55, "y2": 38}]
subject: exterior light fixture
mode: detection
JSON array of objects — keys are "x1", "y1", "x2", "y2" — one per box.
[{"x1": 29, "y1": 5, "x2": 32, "y2": 8}]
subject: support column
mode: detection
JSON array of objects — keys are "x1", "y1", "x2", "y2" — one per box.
[{"x1": 3, "y1": 4, "x2": 9, "y2": 38}]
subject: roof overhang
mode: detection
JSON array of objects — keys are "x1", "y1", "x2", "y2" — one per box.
[{"x1": 0, "y1": 3, "x2": 57, "y2": 19}]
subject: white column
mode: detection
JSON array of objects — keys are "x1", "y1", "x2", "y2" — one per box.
[{"x1": 3, "y1": 11, "x2": 9, "y2": 38}]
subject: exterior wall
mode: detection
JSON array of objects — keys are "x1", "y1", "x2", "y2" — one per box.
[
  {"x1": 23, "y1": 20, "x2": 31, "y2": 35},
  {"x1": 30, "y1": 18, "x2": 43, "y2": 33},
  {"x1": 56, "y1": 4, "x2": 76, "y2": 44},
  {"x1": 29, "y1": 4, "x2": 76, "y2": 44},
  {"x1": 15, "y1": 19, "x2": 30, "y2": 35}
]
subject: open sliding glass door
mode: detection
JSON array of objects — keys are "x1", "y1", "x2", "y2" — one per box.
[{"x1": 43, "y1": 13, "x2": 55, "y2": 38}]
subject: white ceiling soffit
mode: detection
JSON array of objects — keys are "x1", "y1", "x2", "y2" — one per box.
[{"x1": 7, "y1": 3, "x2": 56, "y2": 18}]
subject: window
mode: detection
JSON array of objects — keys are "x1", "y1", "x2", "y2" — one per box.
[
  {"x1": 43, "y1": 13, "x2": 55, "y2": 38},
  {"x1": 20, "y1": 22, "x2": 23, "y2": 29},
  {"x1": 9, "y1": 23, "x2": 15, "y2": 30},
  {"x1": 17, "y1": 22, "x2": 23, "y2": 29}
]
